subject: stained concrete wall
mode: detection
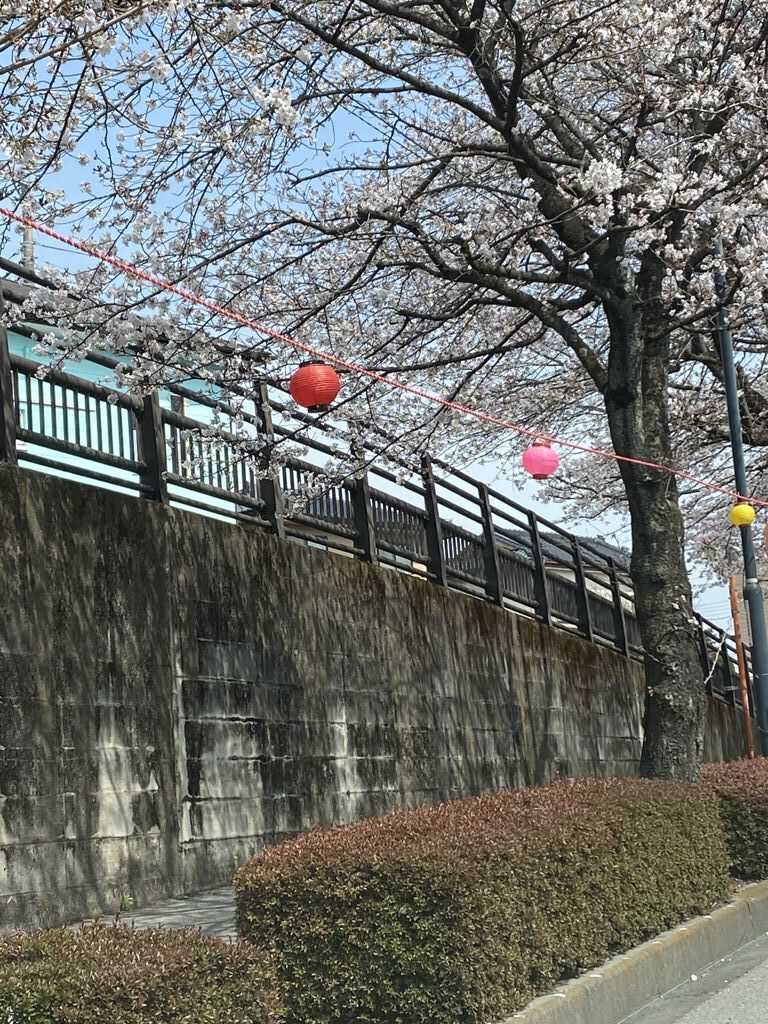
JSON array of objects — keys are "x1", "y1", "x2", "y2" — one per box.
[{"x1": 0, "y1": 466, "x2": 747, "y2": 932}]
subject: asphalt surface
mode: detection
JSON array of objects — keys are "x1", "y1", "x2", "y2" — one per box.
[{"x1": 620, "y1": 932, "x2": 768, "y2": 1024}]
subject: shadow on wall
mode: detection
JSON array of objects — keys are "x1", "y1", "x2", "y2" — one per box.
[
  {"x1": 0, "y1": 465, "x2": 745, "y2": 932},
  {"x1": 0, "y1": 467, "x2": 180, "y2": 930}
]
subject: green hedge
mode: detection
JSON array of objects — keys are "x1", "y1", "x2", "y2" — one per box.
[
  {"x1": 702, "y1": 757, "x2": 768, "y2": 879},
  {"x1": 235, "y1": 779, "x2": 730, "y2": 1024},
  {"x1": 0, "y1": 923, "x2": 283, "y2": 1024}
]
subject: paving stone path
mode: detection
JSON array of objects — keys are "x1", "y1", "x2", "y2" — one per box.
[{"x1": 119, "y1": 888, "x2": 236, "y2": 941}]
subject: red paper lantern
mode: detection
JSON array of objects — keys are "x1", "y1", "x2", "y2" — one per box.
[
  {"x1": 522, "y1": 441, "x2": 559, "y2": 480},
  {"x1": 289, "y1": 361, "x2": 341, "y2": 412}
]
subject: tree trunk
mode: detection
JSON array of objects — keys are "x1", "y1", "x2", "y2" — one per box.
[
  {"x1": 598, "y1": 251, "x2": 706, "y2": 780},
  {"x1": 619, "y1": 463, "x2": 706, "y2": 779}
]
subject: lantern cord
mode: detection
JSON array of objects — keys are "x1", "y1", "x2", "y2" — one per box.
[{"x1": 1, "y1": 206, "x2": 765, "y2": 510}]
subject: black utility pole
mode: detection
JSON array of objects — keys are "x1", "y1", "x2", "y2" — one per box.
[{"x1": 715, "y1": 242, "x2": 768, "y2": 755}]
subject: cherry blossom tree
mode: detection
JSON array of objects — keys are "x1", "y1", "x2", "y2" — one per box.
[{"x1": 3, "y1": 0, "x2": 768, "y2": 778}]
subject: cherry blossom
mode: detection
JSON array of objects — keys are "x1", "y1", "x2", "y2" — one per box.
[{"x1": 3, "y1": 0, "x2": 768, "y2": 777}]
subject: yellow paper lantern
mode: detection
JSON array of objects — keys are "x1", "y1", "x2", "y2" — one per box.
[{"x1": 730, "y1": 503, "x2": 756, "y2": 527}]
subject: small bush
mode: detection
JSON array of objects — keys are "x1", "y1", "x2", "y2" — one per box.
[
  {"x1": 701, "y1": 757, "x2": 768, "y2": 878},
  {"x1": 235, "y1": 779, "x2": 730, "y2": 1024},
  {"x1": 0, "y1": 923, "x2": 283, "y2": 1024}
]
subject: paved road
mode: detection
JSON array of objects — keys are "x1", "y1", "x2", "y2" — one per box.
[{"x1": 621, "y1": 932, "x2": 768, "y2": 1024}]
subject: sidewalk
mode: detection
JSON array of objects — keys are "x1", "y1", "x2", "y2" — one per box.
[{"x1": 120, "y1": 887, "x2": 236, "y2": 941}]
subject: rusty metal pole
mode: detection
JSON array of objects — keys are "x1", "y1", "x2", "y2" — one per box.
[{"x1": 729, "y1": 574, "x2": 756, "y2": 759}]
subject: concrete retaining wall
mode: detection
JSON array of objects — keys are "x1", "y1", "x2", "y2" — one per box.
[{"x1": 0, "y1": 466, "x2": 748, "y2": 931}]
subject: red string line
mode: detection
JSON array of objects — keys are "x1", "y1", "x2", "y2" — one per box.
[{"x1": 1, "y1": 206, "x2": 765, "y2": 510}]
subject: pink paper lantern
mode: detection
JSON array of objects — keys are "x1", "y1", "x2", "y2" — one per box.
[{"x1": 522, "y1": 441, "x2": 559, "y2": 480}]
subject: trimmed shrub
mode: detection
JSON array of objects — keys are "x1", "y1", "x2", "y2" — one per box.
[
  {"x1": 235, "y1": 779, "x2": 730, "y2": 1024},
  {"x1": 701, "y1": 757, "x2": 768, "y2": 878},
  {"x1": 0, "y1": 923, "x2": 283, "y2": 1024}
]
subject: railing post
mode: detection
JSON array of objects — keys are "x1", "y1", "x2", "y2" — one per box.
[
  {"x1": 421, "y1": 454, "x2": 447, "y2": 586},
  {"x1": 253, "y1": 382, "x2": 285, "y2": 538},
  {"x1": 696, "y1": 615, "x2": 713, "y2": 691},
  {"x1": 528, "y1": 511, "x2": 552, "y2": 626},
  {"x1": 608, "y1": 557, "x2": 630, "y2": 656},
  {"x1": 351, "y1": 469, "x2": 377, "y2": 563},
  {"x1": 572, "y1": 540, "x2": 594, "y2": 643},
  {"x1": 478, "y1": 483, "x2": 503, "y2": 606},
  {"x1": 137, "y1": 392, "x2": 169, "y2": 504},
  {"x1": 0, "y1": 288, "x2": 18, "y2": 465},
  {"x1": 721, "y1": 632, "x2": 738, "y2": 706},
  {"x1": 169, "y1": 394, "x2": 184, "y2": 475}
]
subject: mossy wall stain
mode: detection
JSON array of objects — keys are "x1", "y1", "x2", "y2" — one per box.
[{"x1": 0, "y1": 464, "x2": 745, "y2": 932}]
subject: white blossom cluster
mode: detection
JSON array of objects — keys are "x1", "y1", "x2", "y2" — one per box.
[{"x1": 2, "y1": 0, "x2": 768, "y2": 582}]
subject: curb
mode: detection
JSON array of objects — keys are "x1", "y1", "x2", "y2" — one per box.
[{"x1": 501, "y1": 881, "x2": 768, "y2": 1024}]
